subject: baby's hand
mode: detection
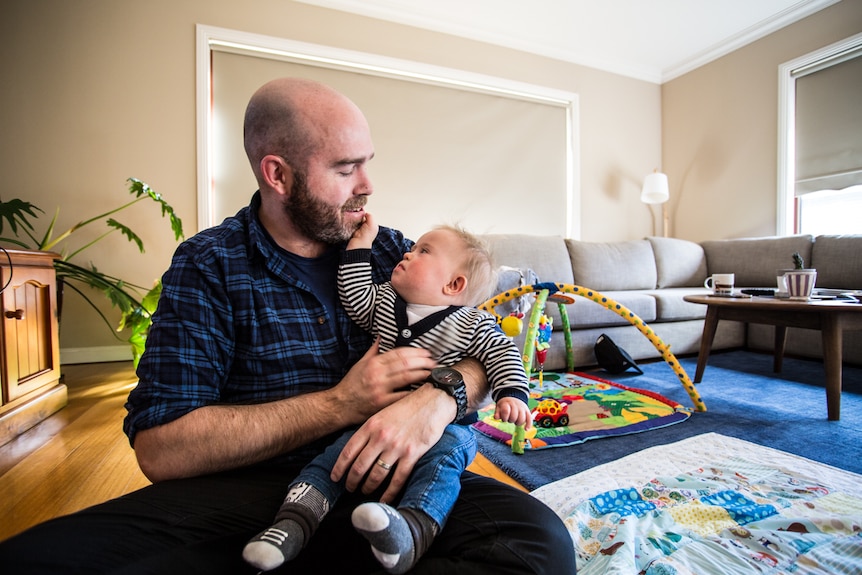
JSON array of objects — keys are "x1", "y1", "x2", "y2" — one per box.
[
  {"x1": 348, "y1": 212, "x2": 379, "y2": 250},
  {"x1": 494, "y1": 396, "x2": 533, "y2": 431}
]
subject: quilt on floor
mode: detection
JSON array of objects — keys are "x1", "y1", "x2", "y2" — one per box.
[
  {"x1": 472, "y1": 371, "x2": 690, "y2": 450},
  {"x1": 531, "y1": 433, "x2": 862, "y2": 574}
]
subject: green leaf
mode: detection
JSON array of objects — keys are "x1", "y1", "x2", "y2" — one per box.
[
  {"x1": 126, "y1": 178, "x2": 184, "y2": 241},
  {"x1": 107, "y1": 219, "x2": 145, "y2": 252},
  {"x1": 0, "y1": 199, "x2": 43, "y2": 243}
]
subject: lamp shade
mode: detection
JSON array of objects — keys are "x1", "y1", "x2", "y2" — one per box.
[{"x1": 641, "y1": 172, "x2": 669, "y2": 204}]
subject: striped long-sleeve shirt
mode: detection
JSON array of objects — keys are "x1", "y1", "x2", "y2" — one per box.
[{"x1": 338, "y1": 249, "x2": 529, "y2": 405}]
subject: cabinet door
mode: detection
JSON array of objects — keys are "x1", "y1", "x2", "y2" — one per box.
[{"x1": 2, "y1": 265, "x2": 60, "y2": 402}]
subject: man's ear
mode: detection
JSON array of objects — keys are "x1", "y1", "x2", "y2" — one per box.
[
  {"x1": 445, "y1": 275, "x2": 467, "y2": 296},
  {"x1": 259, "y1": 154, "x2": 293, "y2": 196}
]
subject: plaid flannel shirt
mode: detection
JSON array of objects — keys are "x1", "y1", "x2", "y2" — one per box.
[{"x1": 124, "y1": 192, "x2": 411, "y2": 465}]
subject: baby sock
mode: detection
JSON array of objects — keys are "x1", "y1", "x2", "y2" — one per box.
[
  {"x1": 242, "y1": 482, "x2": 330, "y2": 571},
  {"x1": 351, "y1": 502, "x2": 439, "y2": 574}
]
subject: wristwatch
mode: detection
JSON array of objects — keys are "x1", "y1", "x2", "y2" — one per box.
[{"x1": 428, "y1": 367, "x2": 468, "y2": 423}]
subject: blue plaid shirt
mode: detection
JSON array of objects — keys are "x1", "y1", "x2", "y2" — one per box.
[{"x1": 124, "y1": 192, "x2": 412, "y2": 464}]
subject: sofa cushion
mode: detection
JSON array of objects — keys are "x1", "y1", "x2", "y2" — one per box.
[
  {"x1": 482, "y1": 235, "x2": 574, "y2": 285},
  {"x1": 565, "y1": 239, "x2": 657, "y2": 291},
  {"x1": 701, "y1": 235, "x2": 814, "y2": 287},
  {"x1": 647, "y1": 236, "x2": 708, "y2": 288},
  {"x1": 646, "y1": 288, "x2": 710, "y2": 321},
  {"x1": 811, "y1": 235, "x2": 862, "y2": 289}
]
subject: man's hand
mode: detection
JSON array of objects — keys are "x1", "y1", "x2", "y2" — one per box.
[
  {"x1": 347, "y1": 212, "x2": 379, "y2": 251},
  {"x1": 330, "y1": 356, "x2": 490, "y2": 504},
  {"x1": 334, "y1": 338, "x2": 436, "y2": 424},
  {"x1": 330, "y1": 383, "x2": 454, "y2": 504}
]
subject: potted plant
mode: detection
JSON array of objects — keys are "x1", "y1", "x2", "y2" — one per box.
[
  {"x1": 0, "y1": 178, "x2": 184, "y2": 365},
  {"x1": 784, "y1": 251, "x2": 817, "y2": 300}
]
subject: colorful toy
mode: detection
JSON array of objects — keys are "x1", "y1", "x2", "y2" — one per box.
[
  {"x1": 480, "y1": 281, "x2": 706, "y2": 454},
  {"x1": 493, "y1": 266, "x2": 538, "y2": 339},
  {"x1": 501, "y1": 313, "x2": 524, "y2": 337},
  {"x1": 534, "y1": 314, "x2": 552, "y2": 387}
]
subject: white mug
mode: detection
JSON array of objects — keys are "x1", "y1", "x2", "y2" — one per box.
[{"x1": 704, "y1": 273, "x2": 735, "y2": 295}]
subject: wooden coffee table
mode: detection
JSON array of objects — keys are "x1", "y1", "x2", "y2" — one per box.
[{"x1": 684, "y1": 294, "x2": 862, "y2": 420}]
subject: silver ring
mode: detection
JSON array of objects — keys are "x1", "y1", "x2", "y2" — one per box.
[{"x1": 376, "y1": 458, "x2": 392, "y2": 471}]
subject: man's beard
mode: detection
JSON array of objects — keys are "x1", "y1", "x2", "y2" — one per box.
[{"x1": 285, "y1": 171, "x2": 366, "y2": 244}]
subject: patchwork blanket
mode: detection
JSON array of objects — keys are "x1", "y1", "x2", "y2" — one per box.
[{"x1": 531, "y1": 433, "x2": 862, "y2": 574}]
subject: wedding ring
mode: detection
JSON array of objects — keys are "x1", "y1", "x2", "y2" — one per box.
[{"x1": 376, "y1": 458, "x2": 392, "y2": 471}]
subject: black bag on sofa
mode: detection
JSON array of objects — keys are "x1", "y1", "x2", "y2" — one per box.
[{"x1": 595, "y1": 334, "x2": 643, "y2": 375}]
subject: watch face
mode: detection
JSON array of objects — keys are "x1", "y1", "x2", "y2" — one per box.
[{"x1": 431, "y1": 367, "x2": 462, "y2": 387}]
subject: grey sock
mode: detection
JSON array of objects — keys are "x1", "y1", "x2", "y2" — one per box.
[
  {"x1": 352, "y1": 502, "x2": 437, "y2": 574},
  {"x1": 242, "y1": 518, "x2": 305, "y2": 571},
  {"x1": 242, "y1": 482, "x2": 331, "y2": 571}
]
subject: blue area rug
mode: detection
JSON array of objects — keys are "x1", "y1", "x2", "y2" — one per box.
[{"x1": 473, "y1": 350, "x2": 862, "y2": 491}]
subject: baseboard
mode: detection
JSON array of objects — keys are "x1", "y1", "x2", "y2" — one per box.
[
  {"x1": 0, "y1": 383, "x2": 68, "y2": 447},
  {"x1": 60, "y1": 345, "x2": 133, "y2": 365}
]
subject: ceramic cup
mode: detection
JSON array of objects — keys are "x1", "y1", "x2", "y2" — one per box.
[
  {"x1": 784, "y1": 269, "x2": 817, "y2": 300},
  {"x1": 776, "y1": 273, "x2": 789, "y2": 297},
  {"x1": 704, "y1": 273, "x2": 735, "y2": 295}
]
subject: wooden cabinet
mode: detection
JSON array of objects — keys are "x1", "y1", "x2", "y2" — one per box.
[{"x1": 0, "y1": 249, "x2": 66, "y2": 446}]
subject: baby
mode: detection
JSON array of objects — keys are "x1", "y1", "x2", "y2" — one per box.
[{"x1": 243, "y1": 214, "x2": 531, "y2": 574}]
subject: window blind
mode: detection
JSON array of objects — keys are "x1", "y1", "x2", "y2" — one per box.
[
  {"x1": 211, "y1": 50, "x2": 569, "y2": 240},
  {"x1": 794, "y1": 48, "x2": 862, "y2": 196}
]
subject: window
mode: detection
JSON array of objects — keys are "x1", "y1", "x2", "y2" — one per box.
[
  {"x1": 798, "y1": 185, "x2": 862, "y2": 235},
  {"x1": 778, "y1": 33, "x2": 862, "y2": 235},
  {"x1": 195, "y1": 25, "x2": 580, "y2": 240}
]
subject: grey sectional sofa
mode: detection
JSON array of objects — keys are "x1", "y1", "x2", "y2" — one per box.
[{"x1": 482, "y1": 234, "x2": 862, "y2": 371}]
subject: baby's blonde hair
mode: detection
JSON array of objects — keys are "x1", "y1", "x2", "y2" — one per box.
[{"x1": 435, "y1": 224, "x2": 497, "y2": 307}]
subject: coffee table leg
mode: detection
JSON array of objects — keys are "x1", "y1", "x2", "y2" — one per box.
[
  {"x1": 774, "y1": 326, "x2": 787, "y2": 373},
  {"x1": 694, "y1": 306, "x2": 719, "y2": 383},
  {"x1": 821, "y1": 314, "x2": 842, "y2": 421}
]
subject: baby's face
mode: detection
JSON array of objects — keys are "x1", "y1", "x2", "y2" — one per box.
[{"x1": 391, "y1": 229, "x2": 466, "y2": 306}]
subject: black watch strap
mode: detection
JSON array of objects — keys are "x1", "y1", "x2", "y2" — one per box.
[{"x1": 450, "y1": 382, "x2": 468, "y2": 423}]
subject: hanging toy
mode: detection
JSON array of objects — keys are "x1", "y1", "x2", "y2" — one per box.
[
  {"x1": 501, "y1": 312, "x2": 524, "y2": 337},
  {"x1": 493, "y1": 266, "x2": 538, "y2": 339},
  {"x1": 535, "y1": 314, "x2": 552, "y2": 388}
]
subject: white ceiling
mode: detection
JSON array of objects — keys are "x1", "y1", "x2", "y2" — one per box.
[{"x1": 295, "y1": 0, "x2": 840, "y2": 83}]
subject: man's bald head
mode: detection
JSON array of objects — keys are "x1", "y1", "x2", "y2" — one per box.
[{"x1": 243, "y1": 78, "x2": 362, "y2": 184}]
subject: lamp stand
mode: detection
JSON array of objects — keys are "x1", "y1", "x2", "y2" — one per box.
[{"x1": 661, "y1": 203, "x2": 669, "y2": 237}]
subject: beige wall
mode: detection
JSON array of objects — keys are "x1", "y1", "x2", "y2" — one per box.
[
  {"x1": 663, "y1": 0, "x2": 862, "y2": 242},
  {"x1": 1, "y1": 0, "x2": 661, "y2": 360},
  {"x1": 12, "y1": 2, "x2": 857, "y2": 360}
]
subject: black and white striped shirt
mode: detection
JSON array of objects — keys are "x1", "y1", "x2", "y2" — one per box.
[{"x1": 338, "y1": 250, "x2": 529, "y2": 404}]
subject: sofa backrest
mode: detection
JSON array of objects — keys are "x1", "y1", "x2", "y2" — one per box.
[
  {"x1": 565, "y1": 239, "x2": 656, "y2": 290},
  {"x1": 647, "y1": 236, "x2": 708, "y2": 288},
  {"x1": 701, "y1": 235, "x2": 814, "y2": 287},
  {"x1": 811, "y1": 235, "x2": 862, "y2": 289}
]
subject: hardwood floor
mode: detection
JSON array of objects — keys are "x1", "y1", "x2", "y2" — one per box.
[
  {"x1": 0, "y1": 362, "x2": 524, "y2": 542},
  {"x1": 0, "y1": 362, "x2": 149, "y2": 541}
]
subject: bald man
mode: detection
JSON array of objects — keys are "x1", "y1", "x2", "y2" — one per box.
[{"x1": 0, "y1": 78, "x2": 576, "y2": 575}]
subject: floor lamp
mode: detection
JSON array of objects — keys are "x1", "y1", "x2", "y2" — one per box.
[{"x1": 641, "y1": 171, "x2": 670, "y2": 237}]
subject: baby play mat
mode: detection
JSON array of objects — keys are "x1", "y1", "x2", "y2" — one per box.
[{"x1": 473, "y1": 371, "x2": 691, "y2": 450}]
